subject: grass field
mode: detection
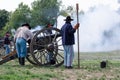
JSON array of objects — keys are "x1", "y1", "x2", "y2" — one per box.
[{"x1": 0, "y1": 50, "x2": 120, "y2": 80}]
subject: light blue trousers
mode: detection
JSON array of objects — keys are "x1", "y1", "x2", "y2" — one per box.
[
  {"x1": 16, "y1": 38, "x2": 27, "y2": 58},
  {"x1": 4, "y1": 44, "x2": 11, "y2": 54},
  {"x1": 63, "y1": 45, "x2": 74, "y2": 66},
  {"x1": 47, "y1": 52, "x2": 54, "y2": 62}
]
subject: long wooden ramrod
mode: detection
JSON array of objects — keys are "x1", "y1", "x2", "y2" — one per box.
[{"x1": 76, "y1": 3, "x2": 80, "y2": 68}]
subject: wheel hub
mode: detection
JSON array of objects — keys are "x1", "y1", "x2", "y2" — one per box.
[{"x1": 47, "y1": 44, "x2": 54, "y2": 52}]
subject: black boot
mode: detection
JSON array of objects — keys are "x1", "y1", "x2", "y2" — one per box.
[
  {"x1": 50, "y1": 59, "x2": 56, "y2": 65},
  {"x1": 21, "y1": 57, "x2": 25, "y2": 65},
  {"x1": 18, "y1": 58, "x2": 22, "y2": 65}
]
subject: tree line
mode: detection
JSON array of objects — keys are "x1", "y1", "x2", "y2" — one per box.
[{"x1": 0, "y1": 0, "x2": 74, "y2": 37}]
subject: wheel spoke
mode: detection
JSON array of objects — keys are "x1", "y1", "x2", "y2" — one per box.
[
  {"x1": 58, "y1": 49, "x2": 64, "y2": 51},
  {"x1": 52, "y1": 31, "x2": 58, "y2": 42},
  {"x1": 33, "y1": 43, "x2": 45, "y2": 47},
  {"x1": 56, "y1": 37, "x2": 62, "y2": 43}
]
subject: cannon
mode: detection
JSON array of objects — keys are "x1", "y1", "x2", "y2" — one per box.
[{"x1": 0, "y1": 27, "x2": 64, "y2": 67}]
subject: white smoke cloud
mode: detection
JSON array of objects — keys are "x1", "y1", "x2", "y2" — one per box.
[
  {"x1": 58, "y1": 4, "x2": 120, "y2": 52},
  {"x1": 118, "y1": 0, "x2": 120, "y2": 3},
  {"x1": 77, "y1": 5, "x2": 120, "y2": 52},
  {"x1": 30, "y1": 26, "x2": 42, "y2": 33}
]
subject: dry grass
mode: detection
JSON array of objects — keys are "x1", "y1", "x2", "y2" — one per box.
[{"x1": 0, "y1": 51, "x2": 120, "y2": 80}]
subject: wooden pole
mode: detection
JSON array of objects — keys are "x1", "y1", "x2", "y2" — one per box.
[{"x1": 76, "y1": 3, "x2": 80, "y2": 68}]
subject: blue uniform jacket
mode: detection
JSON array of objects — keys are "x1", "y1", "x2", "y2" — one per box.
[{"x1": 61, "y1": 22, "x2": 76, "y2": 45}]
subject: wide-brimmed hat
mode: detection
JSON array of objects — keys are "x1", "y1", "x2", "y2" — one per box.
[
  {"x1": 64, "y1": 16, "x2": 73, "y2": 21},
  {"x1": 22, "y1": 23, "x2": 31, "y2": 29}
]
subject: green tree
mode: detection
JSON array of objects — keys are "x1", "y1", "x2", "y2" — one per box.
[
  {"x1": 8, "y1": 2, "x2": 31, "y2": 29},
  {"x1": 31, "y1": 0, "x2": 61, "y2": 27},
  {"x1": 0, "y1": 9, "x2": 9, "y2": 29},
  {"x1": 60, "y1": 6, "x2": 74, "y2": 17}
]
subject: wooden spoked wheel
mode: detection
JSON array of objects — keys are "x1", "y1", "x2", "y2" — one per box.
[{"x1": 30, "y1": 28, "x2": 64, "y2": 67}]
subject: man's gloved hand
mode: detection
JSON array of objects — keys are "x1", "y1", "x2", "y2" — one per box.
[{"x1": 74, "y1": 23, "x2": 80, "y2": 29}]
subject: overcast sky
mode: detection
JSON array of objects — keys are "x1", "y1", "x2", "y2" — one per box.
[{"x1": 0, "y1": 0, "x2": 119, "y2": 12}]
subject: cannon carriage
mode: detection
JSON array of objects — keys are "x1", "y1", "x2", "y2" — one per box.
[
  {"x1": 0, "y1": 28, "x2": 64, "y2": 67},
  {"x1": 0, "y1": 39, "x2": 6, "y2": 56}
]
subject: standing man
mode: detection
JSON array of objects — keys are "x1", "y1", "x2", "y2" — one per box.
[
  {"x1": 61, "y1": 16, "x2": 79, "y2": 69},
  {"x1": 46, "y1": 23, "x2": 56, "y2": 65},
  {"x1": 4, "y1": 32, "x2": 11, "y2": 55},
  {"x1": 14, "y1": 23, "x2": 33, "y2": 65}
]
